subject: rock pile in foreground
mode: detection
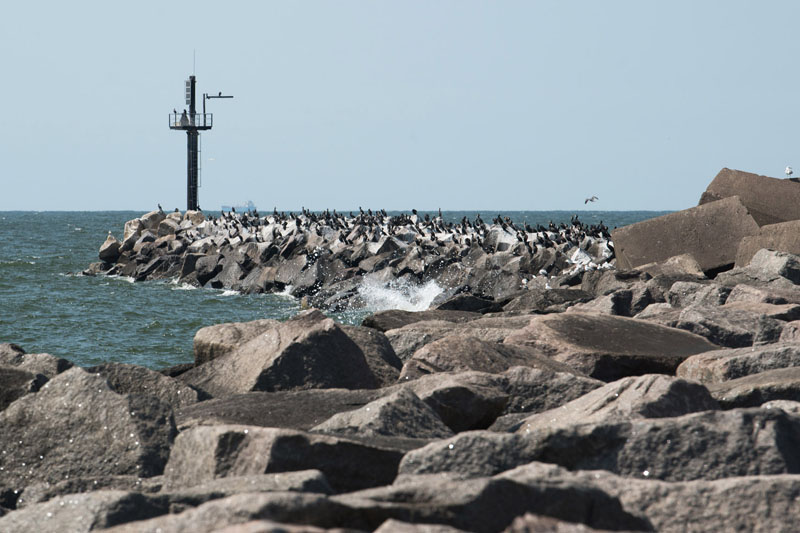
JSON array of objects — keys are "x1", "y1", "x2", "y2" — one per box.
[{"x1": 10, "y1": 244, "x2": 800, "y2": 531}]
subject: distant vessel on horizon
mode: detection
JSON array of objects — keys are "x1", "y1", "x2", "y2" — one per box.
[{"x1": 221, "y1": 200, "x2": 257, "y2": 212}]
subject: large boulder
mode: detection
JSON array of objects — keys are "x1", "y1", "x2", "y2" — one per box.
[
  {"x1": 86, "y1": 362, "x2": 203, "y2": 409},
  {"x1": 399, "y1": 335, "x2": 579, "y2": 381},
  {"x1": 698, "y1": 167, "x2": 800, "y2": 226},
  {"x1": 502, "y1": 288, "x2": 594, "y2": 313},
  {"x1": 515, "y1": 374, "x2": 718, "y2": 433},
  {"x1": 400, "y1": 407, "x2": 800, "y2": 482},
  {"x1": 502, "y1": 462, "x2": 800, "y2": 533},
  {"x1": 399, "y1": 371, "x2": 510, "y2": 432},
  {"x1": 99, "y1": 492, "x2": 351, "y2": 533},
  {"x1": 717, "y1": 248, "x2": 800, "y2": 289},
  {"x1": 0, "y1": 346, "x2": 72, "y2": 378},
  {"x1": 362, "y1": 309, "x2": 481, "y2": 332},
  {"x1": 339, "y1": 325, "x2": 403, "y2": 387},
  {"x1": 503, "y1": 312, "x2": 718, "y2": 381},
  {"x1": 611, "y1": 196, "x2": 759, "y2": 272},
  {"x1": 0, "y1": 490, "x2": 168, "y2": 533},
  {"x1": 386, "y1": 315, "x2": 535, "y2": 362},
  {"x1": 98, "y1": 233, "x2": 121, "y2": 263},
  {"x1": 677, "y1": 343, "x2": 800, "y2": 384},
  {"x1": 175, "y1": 388, "x2": 384, "y2": 432},
  {"x1": 0, "y1": 367, "x2": 176, "y2": 505},
  {"x1": 0, "y1": 366, "x2": 46, "y2": 411},
  {"x1": 180, "y1": 310, "x2": 380, "y2": 396},
  {"x1": 193, "y1": 319, "x2": 280, "y2": 366},
  {"x1": 707, "y1": 367, "x2": 800, "y2": 408},
  {"x1": 336, "y1": 473, "x2": 648, "y2": 533},
  {"x1": 736, "y1": 221, "x2": 800, "y2": 266},
  {"x1": 163, "y1": 425, "x2": 403, "y2": 493},
  {"x1": 312, "y1": 388, "x2": 454, "y2": 439}
]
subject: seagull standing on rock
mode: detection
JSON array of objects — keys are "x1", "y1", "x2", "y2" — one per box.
[{"x1": 786, "y1": 166, "x2": 793, "y2": 179}]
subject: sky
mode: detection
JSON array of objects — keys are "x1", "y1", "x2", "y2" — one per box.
[{"x1": 2, "y1": 1, "x2": 800, "y2": 212}]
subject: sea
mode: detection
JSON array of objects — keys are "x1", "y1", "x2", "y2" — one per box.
[{"x1": 0, "y1": 210, "x2": 670, "y2": 370}]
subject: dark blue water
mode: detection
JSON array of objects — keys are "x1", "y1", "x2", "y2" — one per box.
[{"x1": 0, "y1": 210, "x2": 670, "y2": 369}]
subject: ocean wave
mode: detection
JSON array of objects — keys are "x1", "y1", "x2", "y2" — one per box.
[{"x1": 357, "y1": 278, "x2": 444, "y2": 312}]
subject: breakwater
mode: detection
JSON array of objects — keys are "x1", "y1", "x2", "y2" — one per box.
[{"x1": 86, "y1": 208, "x2": 616, "y2": 311}]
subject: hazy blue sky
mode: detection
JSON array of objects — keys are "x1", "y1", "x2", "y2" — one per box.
[{"x1": 2, "y1": 1, "x2": 799, "y2": 211}]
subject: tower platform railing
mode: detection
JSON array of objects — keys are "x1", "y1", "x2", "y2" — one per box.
[{"x1": 169, "y1": 113, "x2": 213, "y2": 130}]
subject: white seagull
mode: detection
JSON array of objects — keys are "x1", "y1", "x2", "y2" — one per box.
[
  {"x1": 584, "y1": 195, "x2": 599, "y2": 204},
  {"x1": 786, "y1": 166, "x2": 793, "y2": 179}
]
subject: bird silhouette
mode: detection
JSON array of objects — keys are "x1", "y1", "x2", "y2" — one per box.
[
  {"x1": 585, "y1": 196, "x2": 599, "y2": 204},
  {"x1": 786, "y1": 166, "x2": 793, "y2": 179}
]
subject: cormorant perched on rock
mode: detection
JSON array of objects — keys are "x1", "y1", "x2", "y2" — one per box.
[{"x1": 157, "y1": 203, "x2": 164, "y2": 214}]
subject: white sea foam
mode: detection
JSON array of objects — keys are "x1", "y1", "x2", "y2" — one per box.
[
  {"x1": 108, "y1": 274, "x2": 135, "y2": 284},
  {"x1": 277, "y1": 285, "x2": 295, "y2": 297},
  {"x1": 357, "y1": 278, "x2": 444, "y2": 312},
  {"x1": 220, "y1": 289, "x2": 239, "y2": 296}
]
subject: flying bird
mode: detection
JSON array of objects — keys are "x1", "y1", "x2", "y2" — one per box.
[
  {"x1": 585, "y1": 196, "x2": 599, "y2": 204},
  {"x1": 786, "y1": 166, "x2": 793, "y2": 179}
]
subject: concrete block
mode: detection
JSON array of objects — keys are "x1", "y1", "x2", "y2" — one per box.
[
  {"x1": 699, "y1": 168, "x2": 800, "y2": 226},
  {"x1": 735, "y1": 220, "x2": 800, "y2": 267},
  {"x1": 612, "y1": 196, "x2": 759, "y2": 272}
]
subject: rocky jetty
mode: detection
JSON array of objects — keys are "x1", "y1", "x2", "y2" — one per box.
[
  {"x1": 85, "y1": 207, "x2": 614, "y2": 310},
  {"x1": 8, "y1": 168, "x2": 800, "y2": 530}
]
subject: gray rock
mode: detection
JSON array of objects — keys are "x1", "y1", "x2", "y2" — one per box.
[
  {"x1": 312, "y1": 388, "x2": 454, "y2": 439},
  {"x1": 386, "y1": 315, "x2": 532, "y2": 363},
  {"x1": 503, "y1": 311, "x2": 717, "y2": 381},
  {"x1": 339, "y1": 472, "x2": 648, "y2": 533},
  {"x1": 611, "y1": 195, "x2": 759, "y2": 272},
  {"x1": 340, "y1": 325, "x2": 402, "y2": 387},
  {"x1": 502, "y1": 461, "x2": 800, "y2": 533},
  {"x1": 399, "y1": 371, "x2": 510, "y2": 432},
  {"x1": 762, "y1": 399, "x2": 800, "y2": 415},
  {"x1": 707, "y1": 367, "x2": 800, "y2": 408},
  {"x1": 502, "y1": 289, "x2": 594, "y2": 313},
  {"x1": 401, "y1": 408, "x2": 800, "y2": 482},
  {"x1": 676, "y1": 343, "x2": 800, "y2": 384},
  {"x1": 385, "y1": 321, "x2": 460, "y2": 362},
  {"x1": 0, "y1": 490, "x2": 168, "y2": 533},
  {"x1": 515, "y1": 374, "x2": 718, "y2": 433},
  {"x1": 671, "y1": 304, "x2": 786, "y2": 347},
  {"x1": 85, "y1": 362, "x2": 202, "y2": 409},
  {"x1": 499, "y1": 366, "x2": 604, "y2": 415},
  {"x1": 180, "y1": 310, "x2": 379, "y2": 396},
  {"x1": 193, "y1": 319, "x2": 280, "y2": 366},
  {"x1": 724, "y1": 283, "x2": 800, "y2": 305},
  {"x1": 0, "y1": 366, "x2": 46, "y2": 411},
  {"x1": 717, "y1": 248, "x2": 800, "y2": 289},
  {"x1": 698, "y1": 167, "x2": 800, "y2": 226},
  {"x1": 175, "y1": 388, "x2": 385, "y2": 432},
  {"x1": 375, "y1": 519, "x2": 469, "y2": 533},
  {"x1": 99, "y1": 233, "x2": 122, "y2": 263},
  {"x1": 399, "y1": 335, "x2": 578, "y2": 381},
  {"x1": 501, "y1": 513, "x2": 616, "y2": 533},
  {"x1": 163, "y1": 425, "x2": 403, "y2": 493},
  {"x1": 100, "y1": 492, "x2": 352, "y2": 533},
  {"x1": 435, "y1": 294, "x2": 499, "y2": 313},
  {"x1": 362, "y1": 309, "x2": 481, "y2": 332},
  {"x1": 18, "y1": 475, "x2": 162, "y2": 508},
  {"x1": 667, "y1": 281, "x2": 730, "y2": 307},
  {"x1": 0, "y1": 367, "x2": 176, "y2": 501},
  {"x1": 0, "y1": 348, "x2": 72, "y2": 379}
]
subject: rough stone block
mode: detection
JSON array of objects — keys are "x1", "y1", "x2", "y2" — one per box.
[
  {"x1": 699, "y1": 167, "x2": 800, "y2": 226},
  {"x1": 611, "y1": 196, "x2": 759, "y2": 272},
  {"x1": 735, "y1": 220, "x2": 800, "y2": 266}
]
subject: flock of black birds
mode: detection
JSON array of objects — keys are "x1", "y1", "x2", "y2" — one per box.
[{"x1": 172, "y1": 205, "x2": 614, "y2": 258}]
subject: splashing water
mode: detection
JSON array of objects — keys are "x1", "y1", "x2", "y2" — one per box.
[{"x1": 357, "y1": 278, "x2": 444, "y2": 312}]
